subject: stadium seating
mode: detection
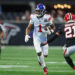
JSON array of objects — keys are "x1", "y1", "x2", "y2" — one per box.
[{"x1": 0, "y1": 12, "x2": 24, "y2": 20}]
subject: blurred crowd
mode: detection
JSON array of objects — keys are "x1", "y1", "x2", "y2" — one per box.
[
  {"x1": 0, "y1": 9, "x2": 65, "y2": 23},
  {"x1": 51, "y1": 9, "x2": 65, "y2": 23}
]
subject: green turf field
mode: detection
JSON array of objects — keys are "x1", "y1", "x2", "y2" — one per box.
[{"x1": 0, "y1": 46, "x2": 75, "y2": 75}]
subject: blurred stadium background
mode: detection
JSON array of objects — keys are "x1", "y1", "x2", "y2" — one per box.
[{"x1": 0, "y1": 0, "x2": 75, "y2": 75}]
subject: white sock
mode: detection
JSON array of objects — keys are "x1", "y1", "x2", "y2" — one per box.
[{"x1": 37, "y1": 52, "x2": 46, "y2": 68}]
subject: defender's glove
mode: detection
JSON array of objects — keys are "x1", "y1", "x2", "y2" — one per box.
[{"x1": 25, "y1": 35, "x2": 30, "y2": 43}]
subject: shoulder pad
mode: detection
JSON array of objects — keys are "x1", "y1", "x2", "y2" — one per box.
[
  {"x1": 30, "y1": 14, "x2": 36, "y2": 20},
  {"x1": 44, "y1": 14, "x2": 52, "y2": 21}
]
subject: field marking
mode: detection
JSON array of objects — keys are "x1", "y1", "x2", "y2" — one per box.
[
  {"x1": 0, "y1": 69, "x2": 75, "y2": 72},
  {"x1": 2, "y1": 46, "x2": 63, "y2": 50},
  {"x1": 0, "y1": 65, "x2": 29, "y2": 68},
  {"x1": 47, "y1": 61, "x2": 75, "y2": 64},
  {"x1": 47, "y1": 61, "x2": 67, "y2": 64},
  {"x1": 0, "y1": 61, "x2": 75, "y2": 65},
  {"x1": 0, "y1": 65, "x2": 75, "y2": 73}
]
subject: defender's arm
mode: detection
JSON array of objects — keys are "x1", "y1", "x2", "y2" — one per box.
[{"x1": 41, "y1": 32, "x2": 60, "y2": 46}]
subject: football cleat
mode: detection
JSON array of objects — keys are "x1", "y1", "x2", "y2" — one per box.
[
  {"x1": 43, "y1": 67, "x2": 48, "y2": 75},
  {"x1": 72, "y1": 67, "x2": 75, "y2": 70},
  {"x1": 38, "y1": 61, "x2": 42, "y2": 66}
]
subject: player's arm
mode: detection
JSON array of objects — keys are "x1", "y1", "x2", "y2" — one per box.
[
  {"x1": 0, "y1": 27, "x2": 4, "y2": 39},
  {"x1": 0, "y1": 31, "x2": 4, "y2": 39},
  {"x1": 41, "y1": 32, "x2": 60, "y2": 46},
  {"x1": 45, "y1": 16, "x2": 56, "y2": 34},
  {"x1": 50, "y1": 24, "x2": 56, "y2": 30},
  {"x1": 49, "y1": 24, "x2": 56, "y2": 33},
  {"x1": 26, "y1": 24, "x2": 32, "y2": 35},
  {"x1": 49, "y1": 16, "x2": 56, "y2": 32},
  {"x1": 47, "y1": 32, "x2": 60, "y2": 43},
  {"x1": 25, "y1": 24, "x2": 32, "y2": 42},
  {"x1": 25, "y1": 14, "x2": 34, "y2": 43}
]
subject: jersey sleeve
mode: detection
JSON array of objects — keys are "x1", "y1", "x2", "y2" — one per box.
[
  {"x1": 29, "y1": 14, "x2": 34, "y2": 24},
  {"x1": 0, "y1": 24, "x2": 3, "y2": 32},
  {"x1": 47, "y1": 15, "x2": 53, "y2": 25}
]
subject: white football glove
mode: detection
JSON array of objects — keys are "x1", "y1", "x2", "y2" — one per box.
[
  {"x1": 46, "y1": 27, "x2": 51, "y2": 35},
  {"x1": 25, "y1": 35, "x2": 30, "y2": 43}
]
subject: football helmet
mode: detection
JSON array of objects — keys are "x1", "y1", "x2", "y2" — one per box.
[
  {"x1": 35, "y1": 3, "x2": 46, "y2": 17},
  {"x1": 64, "y1": 13, "x2": 75, "y2": 23}
]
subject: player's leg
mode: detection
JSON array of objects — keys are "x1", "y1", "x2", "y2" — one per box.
[
  {"x1": 37, "y1": 51, "x2": 48, "y2": 75},
  {"x1": 33, "y1": 37, "x2": 46, "y2": 66},
  {"x1": 42, "y1": 44, "x2": 48, "y2": 74},
  {"x1": 37, "y1": 52, "x2": 46, "y2": 67},
  {"x1": 64, "y1": 46, "x2": 75, "y2": 69},
  {"x1": 34, "y1": 40, "x2": 46, "y2": 67},
  {"x1": 42, "y1": 44, "x2": 48, "y2": 57},
  {"x1": 33, "y1": 37, "x2": 48, "y2": 75}
]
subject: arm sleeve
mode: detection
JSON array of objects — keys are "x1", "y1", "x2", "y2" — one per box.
[
  {"x1": 29, "y1": 15, "x2": 34, "y2": 24},
  {"x1": 48, "y1": 15, "x2": 53, "y2": 25},
  {"x1": 41, "y1": 32, "x2": 59, "y2": 46},
  {"x1": 47, "y1": 33, "x2": 58, "y2": 43},
  {"x1": 47, "y1": 24, "x2": 65, "y2": 43}
]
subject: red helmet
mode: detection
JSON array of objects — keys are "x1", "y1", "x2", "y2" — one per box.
[{"x1": 64, "y1": 13, "x2": 75, "y2": 22}]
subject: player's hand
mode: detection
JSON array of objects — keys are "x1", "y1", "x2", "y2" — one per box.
[
  {"x1": 44, "y1": 25, "x2": 54, "y2": 35},
  {"x1": 46, "y1": 27, "x2": 52, "y2": 34},
  {"x1": 25, "y1": 35, "x2": 30, "y2": 43}
]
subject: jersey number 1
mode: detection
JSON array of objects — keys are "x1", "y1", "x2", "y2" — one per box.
[{"x1": 38, "y1": 24, "x2": 42, "y2": 32}]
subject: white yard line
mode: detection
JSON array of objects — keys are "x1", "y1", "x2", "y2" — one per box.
[
  {"x1": 47, "y1": 61, "x2": 67, "y2": 64},
  {"x1": 47, "y1": 61, "x2": 75, "y2": 64},
  {"x1": 0, "y1": 65, "x2": 29, "y2": 68}
]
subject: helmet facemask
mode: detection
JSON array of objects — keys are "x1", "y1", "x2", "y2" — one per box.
[{"x1": 35, "y1": 9, "x2": 46, "y2": 18}]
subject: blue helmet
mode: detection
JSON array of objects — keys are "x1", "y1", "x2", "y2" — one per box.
[{"x1": 35, "y1": 3, "x2": 46, "y2": 17}]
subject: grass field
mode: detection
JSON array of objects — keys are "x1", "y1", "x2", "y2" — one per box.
[{"x1": 0, "y1": 46, "x2": 75, "y2": 75}]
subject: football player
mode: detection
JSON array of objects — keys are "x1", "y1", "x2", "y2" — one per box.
[
  {"x1": 41, "y1": 12, "x2": 75, "y2": 70},
  {"x1": 25, "y1": 3, "x2": 55, "y2": 75}
]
